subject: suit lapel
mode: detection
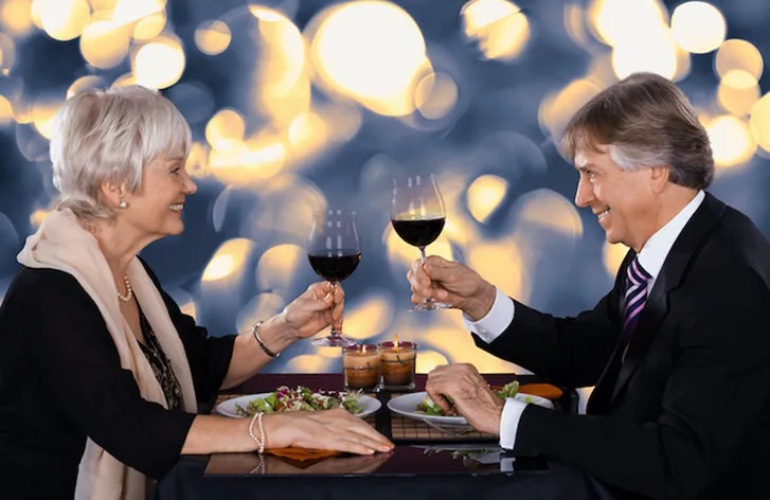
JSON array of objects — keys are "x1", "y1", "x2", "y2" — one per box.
[{"x1": 610, "y1": 193, "x2": 726, "y2": 401}]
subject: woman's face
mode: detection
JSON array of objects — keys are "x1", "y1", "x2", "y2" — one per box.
[{"x1": 119, "y1": 153, "x2": 197, "y2": 239}]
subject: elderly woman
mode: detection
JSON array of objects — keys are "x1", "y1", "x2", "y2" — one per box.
[{"x1": 0, "y1": 86, "x2": 392, "y2": 500}]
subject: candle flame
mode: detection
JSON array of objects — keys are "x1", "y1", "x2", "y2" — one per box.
[
  {"x1": 359, "y1": 344, "x2": 365, "y2": 353},
  {"x1": 394, "y1": 334, "x2": 399, "y2": 350}
]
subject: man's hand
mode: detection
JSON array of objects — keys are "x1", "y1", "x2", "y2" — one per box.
[
  {"x1": 424, "y1": 364, "x2": 504, "y2": 435},
  {"x1": 407, "y1": 256, "x2": 497, "y2": 320}
]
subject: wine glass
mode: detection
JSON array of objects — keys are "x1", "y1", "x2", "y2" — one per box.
[
  {"x1": 307, "y1": 209, "x2": 361, "y2": 347},
  {"x1": 391, "y1": 174, "x2": 451, "y2": 310}
]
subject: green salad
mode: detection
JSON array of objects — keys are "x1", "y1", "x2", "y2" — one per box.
[
  {"x1": 234, "y1": 385, "x2": 363, "y2": 417},
  {"x1": 416, "y1": 380, "x2": 520, "y2": 416}
]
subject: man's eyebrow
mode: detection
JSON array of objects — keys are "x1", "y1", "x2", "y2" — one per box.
[{"x1": 575, "y1": 163, "x2": 593, "y2": 172}]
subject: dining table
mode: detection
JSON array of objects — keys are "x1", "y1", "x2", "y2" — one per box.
[{"x1": 152, "y1": 373, "x2": 621, "y2": 500}]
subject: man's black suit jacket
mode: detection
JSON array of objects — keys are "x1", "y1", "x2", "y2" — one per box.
[{"x1": 477, "y1": 193, "x2": 770, "y2": 499}]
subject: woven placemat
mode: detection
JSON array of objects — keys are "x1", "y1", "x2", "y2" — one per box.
[{"x1": 389, "y1": 414, "x2": 496, "y2": 443}]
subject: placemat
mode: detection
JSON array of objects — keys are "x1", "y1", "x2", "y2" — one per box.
[{"x1": 389, "y1": 414, "x2": 496, "y2": 443}]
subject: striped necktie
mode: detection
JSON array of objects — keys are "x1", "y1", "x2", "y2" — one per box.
[{"x1": 623, "y1": 256, "x2": 652, "y2": 334}]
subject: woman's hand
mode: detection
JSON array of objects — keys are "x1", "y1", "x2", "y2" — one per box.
[
  {"x1": 265, "y1": 408, "x2": 394, "y2": 455},
  {"x1": 282, "y1": 281, "x2": 344, "y2": 340}
]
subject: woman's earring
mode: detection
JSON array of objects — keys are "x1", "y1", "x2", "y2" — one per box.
[{"x1": 118, "y1": 197, "x2": 127, "y2": 209}]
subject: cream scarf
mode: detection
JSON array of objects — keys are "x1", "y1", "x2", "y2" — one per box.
[{"x1": 17, "y1": 209, "x2": 197, "y2": 500}]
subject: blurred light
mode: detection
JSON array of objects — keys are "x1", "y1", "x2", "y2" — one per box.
[
  {"x1": 715, "y1": 39, "x2": 764, "y2": 80},
  {"x1": 67, "y1": 75, "x2": 107, "y2": 98},
  {"x1": 468, "y1": 240, "x2": 526, "y2": 301},
  {"x1": 252, "y1": 12, "x2": 310, "y2": 128},
  {"x1": 29, "y1": 209, "x2": 49, "y2": 227},
  {"x1": 32, "y1": 98, "x2": 62, "y2": 139},
  {"x1": 1, "y1": 0, "x2": 34, "y2": 36},
  {"x1": 80, "y1": 20, "x2": 130, "y2": 69},
  {"x1": 132, "y1": 10, "x2": 166, "y2": 40},
  {"x1": 256, "y1": 243, "x2": 303, "y2": 290},
  {"x1": 286, "y1": 111, "x2": 328, "y2": 162},
  {"x1": 344, "y1": 293, "x2": 395, "y2": 340},
  {"x1": 672, "y1": 44, "x2": 692, "y2": 82},
  {"x1": 750, "y1": 93, "x2": 770, "y2": 153},
  {"x1": 705, "y1": 115, "x2": 756, "y2": 169},
  {"x1": 206, "y1": 108, "x2": 245, "y2": 151},
  {"x1": 132, "y1": 35, "x2": 185, "y2": 89},
  {"x1": 467, "y1": 174, "x2": 508, "y2": 223},
  {"x1": 717, "y1": 69, "x2": 760, "y2": 117},
  {"x1": 539, "y1": 78, "x2": 602, "y2": 141},
  {"x1": 0, "y1": 33, "x2": 15, "y2": 71},
  {"x1": 516, "y1": 189, "x2": 583, "y2": 238},
  {"x1": 414, "y1": 72, "x2": 458, "y2": 120},
  {"x1": 284, "y1": 354, "x2": 335, "y2": 373},
  {"x1": 208, "y1": 137, "x2": 287, "y2": 184},
  {"x1": 461, "y1": 0, "x2": 530, "y2": 61},
  {"x1": 238, "y1": 292, "x2": 287, "y2": 331},
  {"x1": 202, "y1": 238, "x2": 254, "y2": 282},
  {"x1": 248, "y1": 4, "x2": 287, "y2": 22},
  {"x1": 564, "y1": 2, "x2": 589, "y2": 47},
  {"x1": 603, "y1": 241, "x2": 629, "y2": 277},
  {"x1": 587, "y1": 0, "x2": 668, "y2": 48},
  {"x1": 11, "y1": 98, "x2": 32, "y2": 124},
  {"x1": 179, "y1": 300, "x2": 197, "y2": 321},
  {"x1": 195, "y1": 19, "x2": 232, "y2": 56},
  {"x1": 611, "y1": 26, "x2": 677, "y2": 79},
  {"x1": 0, "y1": 96, "x2": 12, "y2": 126},
  {"x1": 671, "y1": 1, "x2": 726, "y2": 54},
  {"x1": 111, "y1": 71, "x2": 136, "y2": 87},
  {"x1": 415, "y1": 349, "x2": 449, "y2": 373},
  {"x1": 38, "y1": 0, "x2": 90, "y2": 41},
  {"x1": 308, "y1": 1, "x2": 429, "y2": 116},
  {"x1": 111, "y1": 0, "x2": 163, "y2": 26}
]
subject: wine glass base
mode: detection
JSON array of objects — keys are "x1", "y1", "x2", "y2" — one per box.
[
  {"x1": 312, "y1": 335, "x2": 358, "y2": 347},
  {"x1": 411, "y1": 301, "x2": 453, "y2": 311}
]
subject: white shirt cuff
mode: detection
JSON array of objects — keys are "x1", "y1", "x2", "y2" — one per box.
[
  {"x1": 462, "y1": 288, "x2": 514, "y2": 343},
  {"x1": 499, "y1": 397, "x2": 528, "y2": 450}
]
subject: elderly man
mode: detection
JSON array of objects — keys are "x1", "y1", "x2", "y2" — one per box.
[{"x1": 409, "y1": 73, "x2": 770, "y2": 500}]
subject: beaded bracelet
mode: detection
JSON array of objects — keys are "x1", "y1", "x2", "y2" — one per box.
[
  {"x1": 248, "y1": 411, "x2": 266, "y2": 454},
  {"x1": 252, "y1": 321, "x2": 280, "y2": 358}
]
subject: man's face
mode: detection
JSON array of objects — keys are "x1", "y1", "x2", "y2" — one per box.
[{"x1": 573, "y1": 145, "x2": 658, "y2": 251}]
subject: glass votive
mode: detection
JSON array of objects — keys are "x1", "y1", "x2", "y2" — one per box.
[
  {"x1": 378, "y1": 341, "x2": 417, "y2": 392},
  {"x1": 342, "y1": 344, "x2": 380, "y2": 391}
]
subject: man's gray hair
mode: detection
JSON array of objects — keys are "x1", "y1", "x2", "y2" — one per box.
[
  {"x1": 49, "y1": 85, "x2": 191, "y2": 219},
  {"x1": 560, "y1": 72, "x2": 714, "y2": 189}
]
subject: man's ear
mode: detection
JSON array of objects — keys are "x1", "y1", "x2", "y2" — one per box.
[{"x1": 649, "y1": 165, "x2": 670, "y2": 194}]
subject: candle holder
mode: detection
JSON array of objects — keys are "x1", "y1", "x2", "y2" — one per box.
[
  {"x1": 377, "y1": 340, "x2": 417, "y2": 392},
  {"x1": 342, "y1": 344, "x2": 380, "y2": 391}
]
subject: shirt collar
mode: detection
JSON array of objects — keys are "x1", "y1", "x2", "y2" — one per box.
[{"x1": 636, "y1": 190, "x2": 705, "y2": 281}]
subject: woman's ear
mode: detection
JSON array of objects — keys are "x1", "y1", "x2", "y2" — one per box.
[{"x1": 100, "y1": 181, "x2": 127, "y2": 209}]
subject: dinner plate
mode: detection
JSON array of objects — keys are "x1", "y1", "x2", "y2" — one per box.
[
  {"x1": 387, "y1": 391, "x2": 554, "y2": 426},
  {"x1": 216, "y1": 393, "x2": 381, "y2": 419}
]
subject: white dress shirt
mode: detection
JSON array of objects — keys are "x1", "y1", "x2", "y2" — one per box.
[{"x1": 463, "y1": 190, "x2": 705, "y2": 450}]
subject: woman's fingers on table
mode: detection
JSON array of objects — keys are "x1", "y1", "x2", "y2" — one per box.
[{"x1": 282, "y1": 408, "x2": 394, "y2": 455}]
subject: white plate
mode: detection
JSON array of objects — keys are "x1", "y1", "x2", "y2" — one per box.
[
  {"x1": 387, "y1": 391, "x2": 554, "y2": 426},
  {"x1": 216, "y1": 393, "x2": 381, "y2": 419}
]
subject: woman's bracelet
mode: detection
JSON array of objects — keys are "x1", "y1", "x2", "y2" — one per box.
[
  {"x1": 252, "y1": 321, "x2": 280, "y2": 358},
  {"x1": 248, "y1": 411, "x2": 266, "y2": 454}
]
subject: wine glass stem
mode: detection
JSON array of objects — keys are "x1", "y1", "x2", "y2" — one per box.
[
  {"x1": 418, "y1": 247, "x2": 435, "y2": 304},
  {"x1": 330, "y1": 281, "x2": 342, "y2": 338}
]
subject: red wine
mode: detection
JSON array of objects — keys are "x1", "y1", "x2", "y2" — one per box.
[
  {"x1": 308, "y1": 250, "x2": 362, "y2": 282},
  {"x1": 391, "y1": 217, "x2": 445, "y2": 248}
]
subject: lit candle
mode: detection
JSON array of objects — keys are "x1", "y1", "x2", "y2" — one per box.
[
  {"x1": 378, "y1": 336, "x2": 417, "y2": 391},
  {"x1": 342, "y1": 344, "x2": 380, "y2": 390}
]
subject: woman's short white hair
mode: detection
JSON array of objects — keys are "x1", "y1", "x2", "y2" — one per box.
[{"x1": 49, "y1": 85, "x2": 192, "y2": 219}]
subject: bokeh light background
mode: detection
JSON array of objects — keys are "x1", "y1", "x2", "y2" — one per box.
[{"x1": 2, "y1": 0, "x2": 770, "y2": 378}]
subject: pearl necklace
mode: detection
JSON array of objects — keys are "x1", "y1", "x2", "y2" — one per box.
[{"x1": 117, "y1": 275, "x2": 133, "y2": 303}]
